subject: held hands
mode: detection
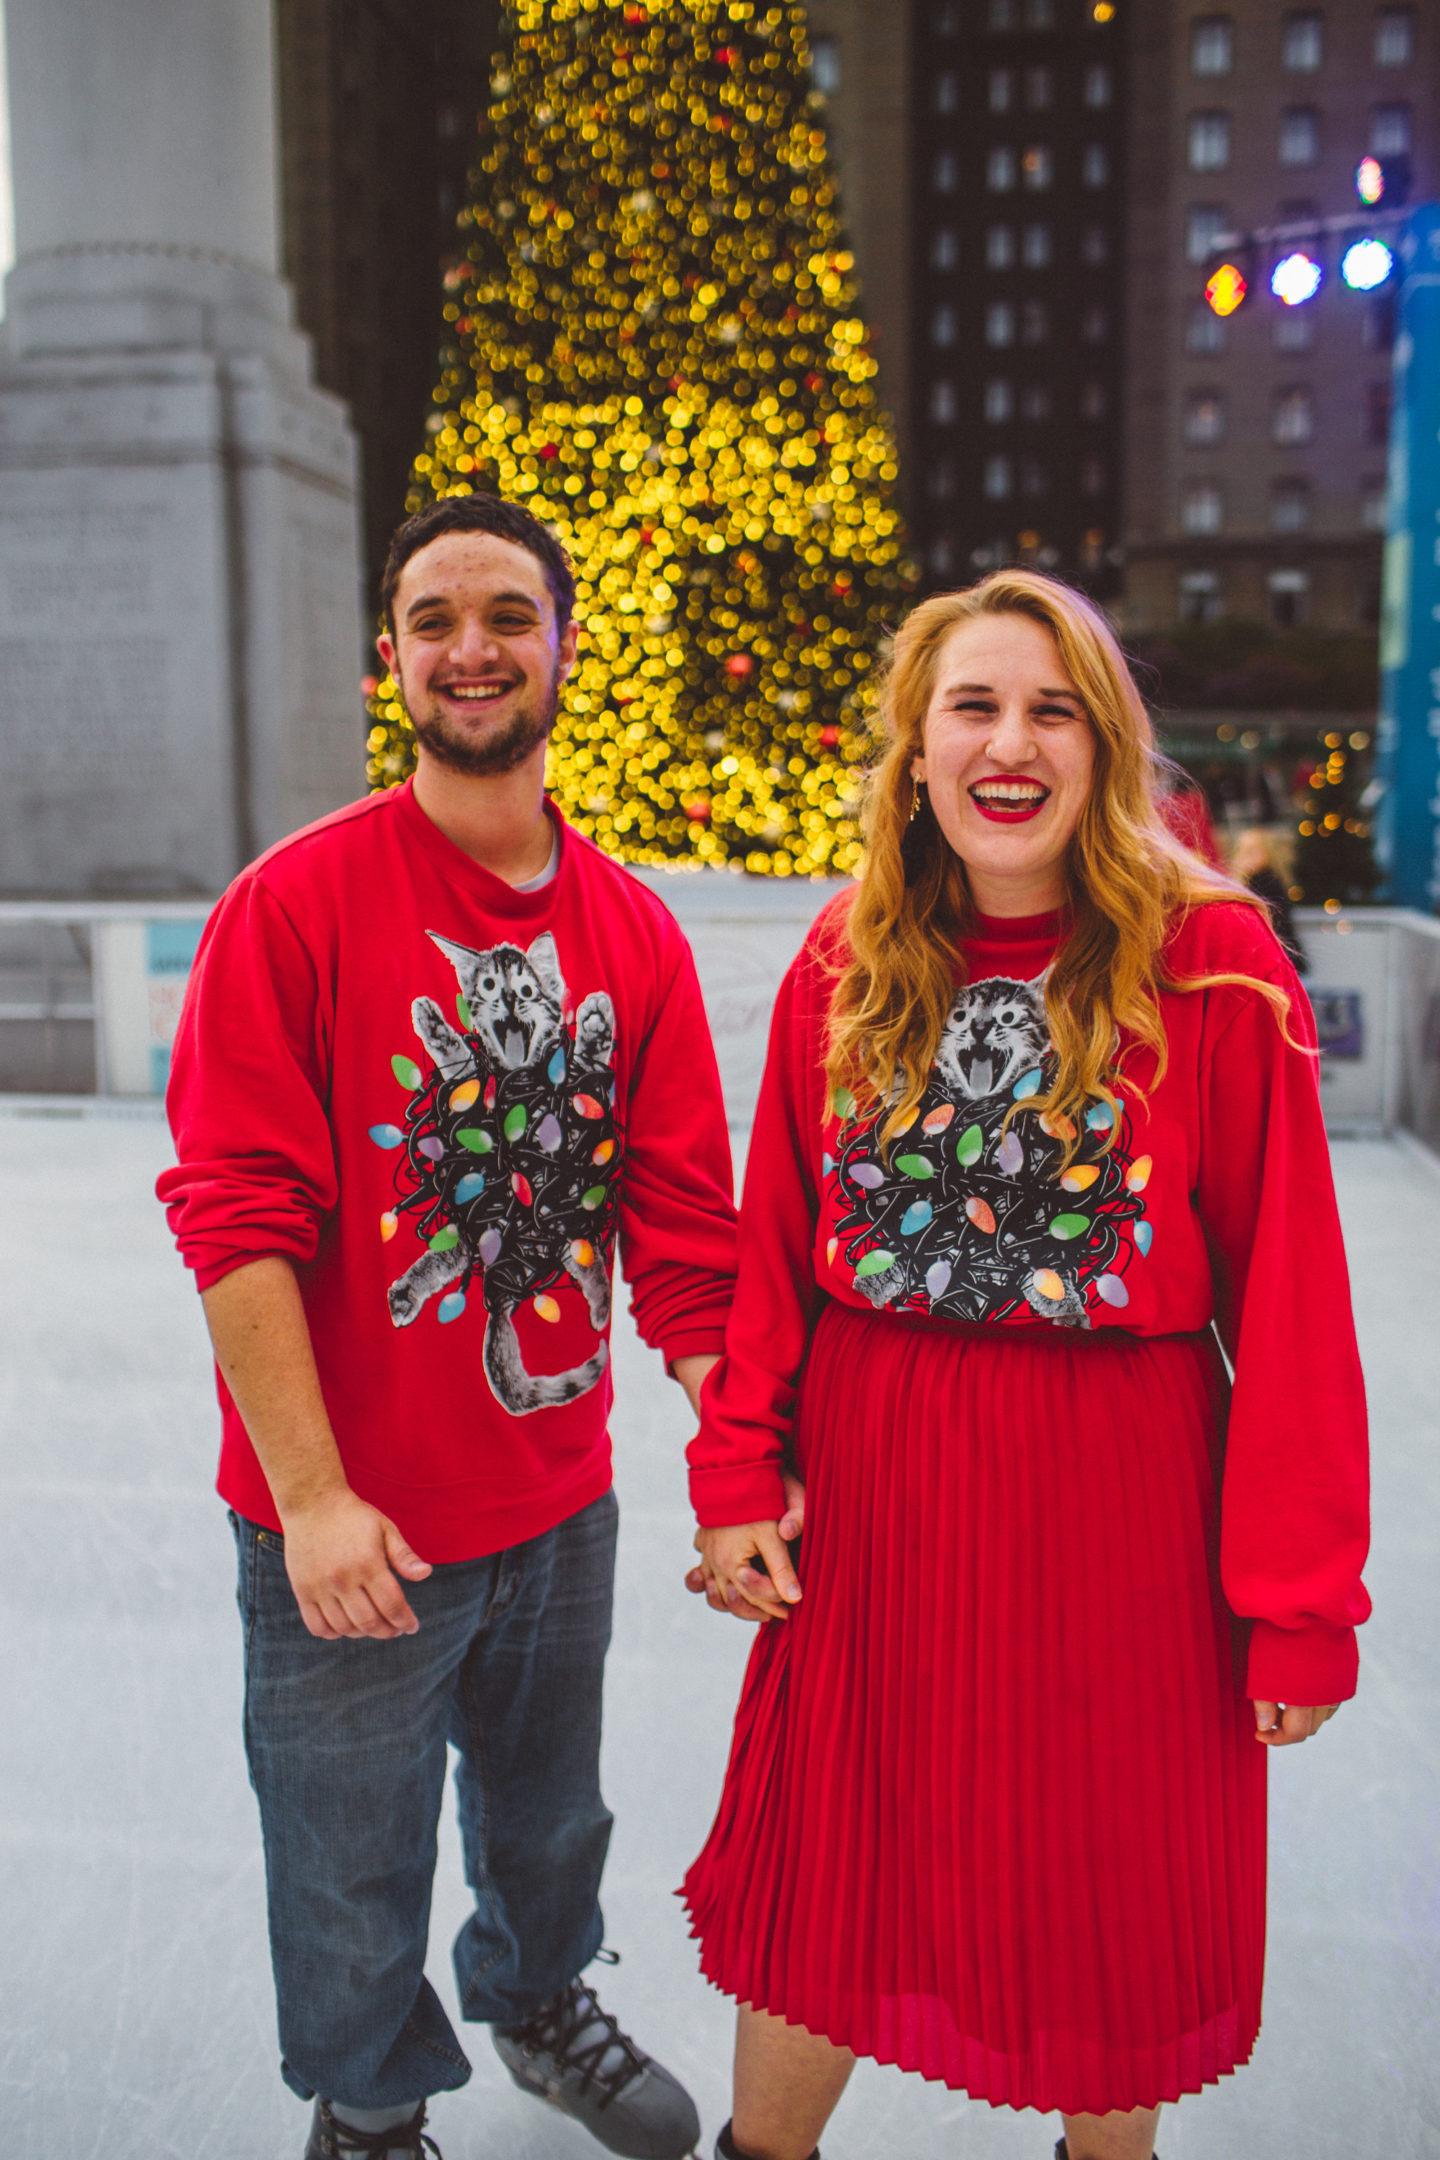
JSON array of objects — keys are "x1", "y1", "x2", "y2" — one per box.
[
  {"x1": 280, "y1": 1486, "x2": 433, "y2": 1641},
  {"x1": 685, "y1": 1474, "x2": 806, "y2": 1623},
  {"x1": 1253, "y1": 1700, "x2": 1341, "y2": 1746}
]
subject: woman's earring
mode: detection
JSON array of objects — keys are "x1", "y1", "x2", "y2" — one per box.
[{"x1": 910, "y1": 778, "x2": 924, "y2": 821}]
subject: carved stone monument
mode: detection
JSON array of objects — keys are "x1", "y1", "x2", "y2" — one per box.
[{"x1": 0, "y1": 0, "x2": 365, "y2": 896}]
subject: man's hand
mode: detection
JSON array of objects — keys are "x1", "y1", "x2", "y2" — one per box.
[
  {"x1": 1252, "y1": 1699, "x2": 1341, "y2": 1746},
  {"x1": 686, "y1": 1476, "x2": 806, "y2": 1623},
  {"x1": 280, "y1": 1488, "x2": 433, "y2": 1641}
]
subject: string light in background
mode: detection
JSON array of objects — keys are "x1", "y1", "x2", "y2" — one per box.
[{"x1": 366, "y1": 0, "x2": 916, "y2": 876}]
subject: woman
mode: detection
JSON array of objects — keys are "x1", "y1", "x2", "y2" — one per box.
[{"x1": 682, "y1": 573, "x2": 1369, "y2": 2160}]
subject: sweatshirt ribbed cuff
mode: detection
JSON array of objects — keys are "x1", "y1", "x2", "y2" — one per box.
[
  {"x1": 1244, "y1": 1618, "x2": 1359, "y2": 1706},
  {"x1": 688, "y1": 1460, "x2": 789, "y2": 1529}
]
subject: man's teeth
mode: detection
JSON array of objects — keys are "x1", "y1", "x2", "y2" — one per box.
[
  {"x1": 447, "y1": 684, "x2": 511, "y2": 701},
  {"x1": 971, "y1": 782, "x2": 1048, "y2": 803}
]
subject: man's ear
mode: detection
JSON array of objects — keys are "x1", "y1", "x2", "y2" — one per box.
[
  {"x1": 556, "y1": 618, "x2": 580, "y2": 684},
  {"x1": 377, "y1": 628, "x2": 398, "y2": 676}
]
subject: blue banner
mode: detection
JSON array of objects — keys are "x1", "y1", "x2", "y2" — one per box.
[{"x1": 1376, "y1": 203, "x2": 1440, "y2": 911}]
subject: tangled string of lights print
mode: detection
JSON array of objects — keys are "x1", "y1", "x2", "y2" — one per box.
[
  {"x1": 828, "y1": 976, "x2": 1153, "y2": 1328},
  {"x1": 369, "y1": 930, "x2": 621, "y2": 1415}
]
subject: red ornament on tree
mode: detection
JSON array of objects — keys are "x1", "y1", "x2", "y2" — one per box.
[
  {"x1": 724, "y1": 653, "x2": 755, "y2": 679},
  {"x1": 685, "y1": 798, "x2": 713, "y2": 822},
  {"x1": 714, "y1": 45, "x2": 737, "y2": 64},
  {"x1": 538, "y1": 442, "x2": 559, "y2": 460},
  {"x1": 818, "y1": 726, "x2": 841, "y2": 748}
]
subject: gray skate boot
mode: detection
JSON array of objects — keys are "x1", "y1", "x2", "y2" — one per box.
[
  {"x1": 493, "y1": 1972, "x2": 700, "y2": 2159},
  {"x1": 304, "y1": 2100, "x2": 440, "y2": 2158}
]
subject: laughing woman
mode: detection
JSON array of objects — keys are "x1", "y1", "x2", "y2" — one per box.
[{"x1": 682, "y1": 572, "x2": 1370, "y2": 2160}]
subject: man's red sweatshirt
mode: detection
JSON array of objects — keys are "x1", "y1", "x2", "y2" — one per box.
[{"x1": 158, "y1": 780, "x2": 738, "y2": 1561}]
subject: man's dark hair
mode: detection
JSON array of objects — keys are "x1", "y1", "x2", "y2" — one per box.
[{"x1": 381, "y1": 496, "x2": 577, "y2": 631}]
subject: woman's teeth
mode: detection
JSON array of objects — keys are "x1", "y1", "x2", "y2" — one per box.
[{"x1": 970, "y1": 782, "x2": 1048, "y2": 803}]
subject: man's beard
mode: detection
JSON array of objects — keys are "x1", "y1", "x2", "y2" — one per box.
[{"x1": 406, "y1": 664, "x2": 562, "y2": 777}]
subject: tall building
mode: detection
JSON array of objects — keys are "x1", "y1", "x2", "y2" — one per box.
[
  {"x1": 907, "y1": 0, "x2": 1131, "y2": 595},
  {"x1": 1121, "y1": 0, "x2": 1439, "y2": 634}
]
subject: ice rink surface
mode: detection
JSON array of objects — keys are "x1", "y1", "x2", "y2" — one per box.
[{"x1": 3, "y1": 1105, "x2": 1436, "y2": 2160}]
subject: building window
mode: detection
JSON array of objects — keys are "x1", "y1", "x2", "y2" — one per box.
[
  {"x1": 1279, "y1": 107, "x2": 1320, "y2": 165},
  {"x1": 1184, "y1": 390, "x2": 1227, "y2": 445},
  {"x1": 930, "y1": 537, "x2": 956, "y2": 576},
  {"x1": 1082, "y1": 302, "x2": 1109, "y2": 342},
  {"x1": 1026, "y1": 65, "x2": 1053, "y2": 109},
  {"x1": 1186, "y1": 302, "x2": 1227, "y2": 352},
  {"x1": 810, "y1": 34, "x2": 842, "y2": 94},
  {"x1": 1024, "y1": 0, "x2": 1056, "y2": 26},
  {"x1": 985, "y1": 379, "x2": 1015, "y2": 422},
  {"x1": 986, "y1": 301, "x2": 1017, "y2": 346},
  {"x1": 1021, "y1": 383, "x2": 1052, "y2": 420},
  {"x1": 932, "y1": 303, "x2": 959, "y2": 347},
  {"x1": 1021, "y1": 145, "x2": 1053, "y2": 189},
  {"x1": 1081, "y1": 455, "x2": 1107, "y2": 496},
  {"x1": 989, "y1": 67, "x2": 1014, "y2": 112},
  {"x1": 1186, "y1": 203, "x2": 1230, "y2": 263},
  {"x1": 1188, "y1": 111, "x2": 1231, "y2": 171},
  {"x1": 1273, "y1": 386, "x2": 1314, "y2": 443},
  {"x1": 1366, "y1": 379, "x2": 1392, "y2": 445},
  {"x1": 930, "y1": 379, "x2": 958, "y2": 423},
  {"x1": 1181, "y1": 482, "x2": 1224, "y2": 534},
  {"x1": 1022, "y1": 222, "x2": 1052, "y2": 267},
  {"x1": 1375, "y1": 10, "x2": 1414, "y2": 67},
  {"x1": 934, "y1": 72, "x2": 960, "y2": 114},
  {"x1": 1081, "y1": 224, "x2": 1110, "y2": 264},
  {"x1": 933, "y1": 227, "x2": 961, "y2": 269},
  {"x1": 928, "y1": 461, "x2": 957, "y2": 501},
  {"x1": 1179, "y1": 569, "x2": 1224, "y2": 622},
  {"x1": 1191, "y1": 15, "x2": 1234, "y2": 74},
  {"x1": 1362, "y1": 476, "x2": 1388, "y2": 529},
  {"x1": 1371, "y1": 103, "x2": 1412, "y2": 156},
  {"x1": 984, "y1": 455, "x2": 1014, "y2": 500},
  {"x1": 988, "y1": 0, "x2": 1018, "y2": 27},
  {"x1": 1268, "y1": 568, "x2": 1309, "y2": 626},
  {"x1": 985, "y1": 224, "x2": 1015, "y2": 268},
  {"x1": 1083, "y1": 63, "x2": 1113, "y2": 107},
  {"x1": 1080, "y1": 380, "x2": 1108, "y2": 420},
  {"x1": 1082, "y1": 143, "x2": 1110, "y2": 187},
  {"x1": 1282, "y1": 11, "x2": 1323, "y2": 69},
  {"x1": 934, "y1": 149, "x2": 960, "y2": 192},
  {"x1": 1022, "y1": 298, "x2": 1050, "y2": 343},
  {"x1": 987, "y1": 147, "x2": 1018, "y2": 190},
  {"x1": 1270, "y1": 479, "x2": 1311, "y2": 532}
]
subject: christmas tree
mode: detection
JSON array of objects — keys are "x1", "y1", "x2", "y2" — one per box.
[
  {"x1": 367, "y1": 0, "x2": 913, "y2": 876},
  {"x1": 1291, "y1": 725, "x2": 1381, "y2": 908}
]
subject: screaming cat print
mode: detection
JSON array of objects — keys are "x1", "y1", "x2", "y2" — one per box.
[
  {"x1": 370, "y1": 929, "x2": 620, "y2": 1416},
  {"x1": 829, "y1": 975, "x2": 1152, "y2": 1329}
]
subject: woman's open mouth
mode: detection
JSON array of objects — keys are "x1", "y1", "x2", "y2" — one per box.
[{"x1": 968, "y1": 777, "x2": 1051, "y2": 824}]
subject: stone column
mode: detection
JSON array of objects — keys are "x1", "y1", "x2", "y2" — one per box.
[{"x1": 0, "y1": 0, "x2": 365, "y2": 896}]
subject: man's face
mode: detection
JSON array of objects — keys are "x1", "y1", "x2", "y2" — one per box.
[{"x1": 377, "y1": 532, "x2": 578, "y2": 778}]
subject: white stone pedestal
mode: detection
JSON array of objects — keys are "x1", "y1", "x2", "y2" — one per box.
[{"x1": 0, "y1": 1, "x2": 366, "y2": 897}]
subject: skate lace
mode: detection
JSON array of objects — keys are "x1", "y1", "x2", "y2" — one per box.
[
  {"x1": 512, "y1": 1973, "x2": 648, "y2": 2108},
  {"x1": 320, "y1": 2103, "x2": 441, "y2": 2159}
]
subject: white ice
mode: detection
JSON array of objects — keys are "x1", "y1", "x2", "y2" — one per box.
[{"x1": 1, "y1": 1095, "x2": 1435, "y2": 2159}]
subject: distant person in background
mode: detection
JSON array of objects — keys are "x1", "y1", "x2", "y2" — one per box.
[
  {"x1": 1156, "y1": 775, "x2": 1224, "y2": 869},
  {"x1": 1231, "y1": 827, "x2": 1308, "y2": 975}
]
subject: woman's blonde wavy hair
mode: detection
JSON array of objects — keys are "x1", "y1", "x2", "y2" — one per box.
[{"x1": 825, "y1": 570, "x2": 1297, "y2": 1154}]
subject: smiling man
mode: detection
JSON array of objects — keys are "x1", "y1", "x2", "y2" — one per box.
[{"x1": 158, "y1": 496, "x2": 737, "y2": 2160}]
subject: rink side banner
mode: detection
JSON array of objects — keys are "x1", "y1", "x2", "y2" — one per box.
[{"x1": 1376, "y1": 203, "x2": 1440, "y2": 911}]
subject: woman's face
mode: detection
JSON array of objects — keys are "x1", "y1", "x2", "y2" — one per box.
[{"x1": 912, "y1": 612, "x2": 1096, "y2": 916}]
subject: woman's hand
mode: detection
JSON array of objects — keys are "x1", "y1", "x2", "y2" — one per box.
[
  {"x1": 686, "y1": 1476, "x2": 805, "y2": 1623},
  {"x1": 1253, "y1": 1700, "x2": 1341, "y2": 1746}
]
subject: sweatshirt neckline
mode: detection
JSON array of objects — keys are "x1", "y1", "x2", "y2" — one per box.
[
  {"x1": 966, "y1": 906, "x2": 1069, "y2": 943},
  {"x1": 391, "y1": 777, "x2": 572, "y2": 919}
]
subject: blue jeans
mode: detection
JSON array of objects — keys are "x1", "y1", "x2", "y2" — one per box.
[{"x1": 232, "y1": 1488, "x2": 618, "y2": 2110}]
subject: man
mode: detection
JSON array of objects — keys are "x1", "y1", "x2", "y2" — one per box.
[{"x1": 159, "y1": 496, "x2": 738, "y2": 2160}]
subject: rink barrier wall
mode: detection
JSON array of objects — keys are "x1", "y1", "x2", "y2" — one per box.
[{"x1": 0, "y1": 890, "x2": 1437, "y2": 1163}]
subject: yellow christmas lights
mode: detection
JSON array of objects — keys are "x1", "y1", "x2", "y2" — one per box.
[{"x1": 366, "y1": 0, "x2": 915, "y2": 875}]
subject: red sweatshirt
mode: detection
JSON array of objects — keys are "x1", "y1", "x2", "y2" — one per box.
[
  {"x1": 159, "y1": 781, "x2": 737, "y2": 1560},
  {"x1": 688, "y1": 894, "x2": 1371, "y2": 1707}
]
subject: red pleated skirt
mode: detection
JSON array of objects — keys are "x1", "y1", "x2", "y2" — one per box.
[{"x1": 682, "y1": 1299, "x2": 1266, "y2": 2115}]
